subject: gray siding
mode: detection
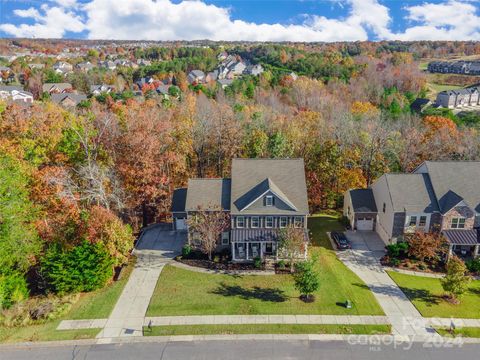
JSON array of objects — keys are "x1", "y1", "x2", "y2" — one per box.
[{"x1": 371, "y1": 175, "x2": 395, "y2": 243}]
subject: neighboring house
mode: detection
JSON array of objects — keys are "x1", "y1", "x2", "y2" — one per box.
[
  {"x1": 42, "y1": 83, "x2": 73, "y2": 94},
  {"x1": 53, "y1": 61, "x2": 73, "y2": 74},
  {"x1": 344, "y1": 161, "x2": 480, "y2": 259},
  {"x1": 99, "y1": 60, "x2": 116, "y2": 70},
  {"x1": 0, "y1": 85, "x2": 33, "y2": 104},
  {"x1": 137, "y1": 59, "x2": 152, "y2": 66},
  {"x1": 187, "y1": 70, "x2": 205, "y2": 84},
  {"x1": 217, "y1": 78, "x2": 233, "y2": 89},
  {"x1": 172, "y1": 159, "x2": 310, "y2": 262},
  {"x1": 156, "y1": 84, "x2": 171, "y2": 97},
  {"x1": 51, "y1": 93, "x2": 87, "y2": 107},
  {"x1": 28, "y1": 63, "x2": 45, "y2": 70},
  {"x1": 76, "y1": 61, "x2": 94, "y2": 72},
  {"x1": 436, "y1": 87, "x2": 480, "y2": 108},
  {"x1": 135, "y1": 76, "x2": 155, "y2": 89},
  {"x1": 90, "y1": 84, "x2": 114, "y2": 95},
  {"x1": 205, "y1": 70, "x2": 219, "y2": 83},
  {"x1": 410, "y1": 98, "x2": 432, "y2": 113},
  {"x1": 244, "y1": 64, "x2": 264, "y2": 76},
  {"x1": 428, "y1": 60, "x2": 480, "y2": 75}
]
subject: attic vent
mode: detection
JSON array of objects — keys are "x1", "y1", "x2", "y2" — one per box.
[{"x1": 266, "y1": 195, "x2": 273, "y2": 206}]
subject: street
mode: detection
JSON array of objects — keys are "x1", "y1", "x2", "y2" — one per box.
[{"x1": 1, "y1": 339, "x2": 478, "y2": 360}]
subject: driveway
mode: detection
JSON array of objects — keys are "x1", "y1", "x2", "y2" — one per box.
[
  {"x1": 338, "y1": 231, "x2": 436, "y2": 337},
  {"x1": 96, "y1": 224, "x2": 186, "y2": 339}
]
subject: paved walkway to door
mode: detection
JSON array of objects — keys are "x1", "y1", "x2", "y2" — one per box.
[
  {"x1": 338, "y1": 231, "x2": 437, "y2": 337},
  {"x1": 94, "y1": 224, "x2": 185, "y2": 339}
]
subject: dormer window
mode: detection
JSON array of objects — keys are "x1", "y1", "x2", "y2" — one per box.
[
  {"x1": 265, "y1": 195, "x2": 273, "y2": 206},
  {"x1": 451, "y1": 217, "x2": 466, "y2": 229}
]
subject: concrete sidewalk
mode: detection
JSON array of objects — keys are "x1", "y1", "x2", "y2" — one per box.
[{"x1": 340, "y1": 231, "x2": 436, "y2": 337}]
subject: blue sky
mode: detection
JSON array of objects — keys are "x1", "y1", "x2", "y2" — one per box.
[{"x1": 0, "y1": 0, "x2": 479, "y2": 41}]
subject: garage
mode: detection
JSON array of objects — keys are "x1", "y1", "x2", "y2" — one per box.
[
  {"x1": 175, "y1": 218, "x2": 187, "y2": 230},
  {"x1": 356, "y1": 218, "x2": 374, "y2": 231}
]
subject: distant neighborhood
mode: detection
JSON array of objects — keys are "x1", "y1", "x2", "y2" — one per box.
[{"x1": 428, "y1": 60, "x2": 480, "y2": 75}]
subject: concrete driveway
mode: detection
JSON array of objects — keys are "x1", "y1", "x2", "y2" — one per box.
[
  {"x1": 338, "y1": 231, "x2": 435, "y2": 337},
  {"x1": 134, "y1": 223, "x2": 186, "y2": 259}
]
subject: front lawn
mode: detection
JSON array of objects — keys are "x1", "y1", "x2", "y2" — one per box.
[
  {"x1": 147, "y1": 215, "x2": 383, "y2": 316},
  {"x1": 0, "y1": 258, "x2": 135, "y2": 343},
  {"x1": 144, "y1": 324, "x2": 391, "y2": 336},
  {"x1": 388, "y1": 271, "x2": 480, "y2": 318},
  {"x1": 436, "y1": 327, "x2": 480, "y2": 338}
]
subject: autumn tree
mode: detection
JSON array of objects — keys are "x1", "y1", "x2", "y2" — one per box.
[
  {"x1": 278, "y1": 226, "x2": 307, "y2": 273},
  {"x1": 187, "y1": 205, "x2": 230, "y2": 260},
  {"x1": 407, "y1": 231, "x2": 448, "y2": 263}
]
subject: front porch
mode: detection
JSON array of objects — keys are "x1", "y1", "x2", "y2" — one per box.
[{"x1": 443, "y1": 229, "x2": 480, "y2": 260}]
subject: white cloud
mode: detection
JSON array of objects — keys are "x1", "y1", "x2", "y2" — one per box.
[{"x1": 0, "y1": 0, "x2": 479, "y2": 41}]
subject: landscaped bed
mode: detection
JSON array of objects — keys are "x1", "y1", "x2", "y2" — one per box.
[
  {"x1": 143, "y1": 324, "x2": 391, "y2": 336},
  {"x1": 387, "y1": 271, "x2": 480, "y2": 319},
  {"x1": 0, "y1": 258, "x2": 135, "y2": 343},
  {"x1": 436, "y1": 327, "x2": 480, "y2": 338},
  {"x1": 147, "y1": 215, "x2": 384, "y2": 317}
]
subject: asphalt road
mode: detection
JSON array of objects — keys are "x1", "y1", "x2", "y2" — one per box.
[{"x1": 1, "y1": 339, "x2": 478, "y2": 360}]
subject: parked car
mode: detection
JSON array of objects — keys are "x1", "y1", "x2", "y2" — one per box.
[{"x1": 331, "y1": 232, "x2": 351, "y2": 250}]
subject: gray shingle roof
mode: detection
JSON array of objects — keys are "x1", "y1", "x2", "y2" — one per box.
[
  {"x1": 230, "y1": 159, "x2": 309, "y2": 215},
  {"x1": 50, "y1": 93, "x2": 87, "y2": 105},
  {"x1": 443, "y1": 230, "x2": 479, "y2": 245},
  {"x1": 384, "y1": 173, "x2": 439, "y2": 213},
  {"x1": 171, "y1": 188, "x2": 187, "y2": 212},
  {"x1": 185, "y1": 179, "x2": 231, "y2": 211},
  {"x1": 349, "y1": 189, "x2": 377, "y2": 212},
  {"x1": 421, "y1": 161, "x2": 480, "y2": 213}
]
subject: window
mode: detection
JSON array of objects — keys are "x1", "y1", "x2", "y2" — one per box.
[
  {"x1": 265, "y1": 216, "x2": 273, "y2": 228},
  {"x1": 419, "y1": 216, "x2": 427, "y2": 227},
  {"x1": 251, "y1": 216, "x2": 259, "y2": 228},
  {"x1": 221, "y1": 232, "x2": 229, "y2": 245},
  {"x1": 280, "y1": 216, "x2": 288, "y2": 228},
  {"x1": 265, "y1": 243, "x2": 273, "y2": 254},
  {"x1": 409, "y1": 216, "x2": 417, "y2": 227},
  {"x1": 451, "y1": 218, "x2": 466, "y2": 229},
  {"x1": 294, "y1": 216, "x2": 303, "y2": 228},
  {"x1": 236, "y1": 216, "x2": 245, "y2": 228},
  {"x1": 383, "y1": 203, "x2": 386, "y2": 213},
  {"x1": 265, "y1": 195, "x2": 273, "y2": 206}
]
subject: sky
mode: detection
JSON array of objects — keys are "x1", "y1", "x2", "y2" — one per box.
[{"x1": 0, "y1": 0, "x2": 479, "y2": 41}]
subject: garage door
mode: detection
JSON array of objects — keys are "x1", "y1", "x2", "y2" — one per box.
[
  {"x1": 356, "y1": 218, "x2": 374, "y2": 231},
  {"x1": 175, "y1": 218, "x2": 187, "y2": 230}
]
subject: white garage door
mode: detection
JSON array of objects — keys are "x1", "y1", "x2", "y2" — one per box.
[
  {"x1": 356, "y1": 218, "x2": 374, "y2": 231},
  {"x1": 175, "y1": 218, "x2": 187, "y2": 230}
]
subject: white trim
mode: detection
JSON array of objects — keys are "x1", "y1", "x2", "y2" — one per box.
[
  {"x1": 251, "y1": 216, "x2": 259, "y2": 228},
  {"x1": 294, "y1": 216, "x2": 303, "y2": 228},
  {"x1": 265, "y1": 216, "x2": 273, "y2": 228},
  {"x1": 279, "y1": 216, "x2": 288, "y2": 228},
  {"x1": 236, "y1": 216, "x2": 245, "y2": 228},
  {"x1": 265, "y1": 195, "x2": 273, "y2": 206}
]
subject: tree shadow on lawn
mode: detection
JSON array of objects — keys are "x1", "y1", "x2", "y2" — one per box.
[
  {"x1": 353, "y1": 282, "x2": 441, "y2": 307},
  {"x1": 210, "y1": 282, "x2": 288, "y2": 303},
  {"x1": 468, "y1": 287, "x2": 480, "y2": 296}
]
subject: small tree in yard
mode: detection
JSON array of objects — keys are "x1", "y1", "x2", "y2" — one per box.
[
  {"x1": 407, "y1": 231, "x2": 448, "y2": 263},
  {"x1": 278, "y1": 226, "x2": 307, "y2": 273},
  {"x1": 441, "y1": 256, "x2": 471, "y2": 304},
  {"x1": 187, "y1": 205, "x2": 230, "y2": 260},
  {"x1": 294, "y1": 257, "x2": 320, "y2": 302}
]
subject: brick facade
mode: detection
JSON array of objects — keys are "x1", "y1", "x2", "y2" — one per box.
[{"x1": 441, "y1": 206, "x2": 475, "y2": 230}]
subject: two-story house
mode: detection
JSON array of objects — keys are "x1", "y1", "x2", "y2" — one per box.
[
  {"x1": 171, "y1": 159, "x2": 310, "y2": 262},
  {"x1": 344, "y1": 161, "x2": 480, "y2": 259}
]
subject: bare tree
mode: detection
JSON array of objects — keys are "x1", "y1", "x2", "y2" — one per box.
[
  {"x1": 187, "y1": 205, "x2": 230, "y2": 260},
  {"x1": 278, "y1": 226, "x2": 307, "y2": 273}
]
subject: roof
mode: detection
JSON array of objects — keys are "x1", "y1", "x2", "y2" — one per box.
[
  {"x1": 185, "y1": 179, "x2": 231, "y2": 211},
  {"x1": 419, "y1": 161, "x2": 480, "y2": 213},
  {"x1": 0, "y1": 85, "x2": 23, "y2": 92},
  {"x1": 410, "y1": 98, "x2": 431, "y2": 113},
  {"x1": 230, "y1": 159, "x2": 309, "y2": 215},
  {"x1": 231, "y1": 228, "x2": 308, "y2": 243},
  {"x1": 189, "y1": 70, "x2": 205, "y2": 78},
  {"x1": 443, "y1": 230, "x2": 479, "y2": 245},
  {"x1": 51, "y1": 93, "x2": 87, "y2": 105},
  {"x1": 384, "y1": 173, "x2": 439, "y2": 213},
  {"x1": 42, "y1": 83, "x2": 72, "y2": 92},
  {"x1": 349, "y1": 189, "x2": 377, "y2": 212},
  {"x1": 171, "y1": 188, "x2": 187, "y2": 212}
]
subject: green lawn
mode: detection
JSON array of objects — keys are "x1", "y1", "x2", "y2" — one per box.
[
  {"x1": 388, "y1": 271, "x2": 480, "y2": 319},
  {"x1": 436, "y1": 327, "x2": 480, "y2": 338},
  {"x1": 147, "y1": 215, "x2": 383, "y2": 316},
  {"x1": 144, "y1": 324, "x2": 391, "y2": 336},
  {"x1": 0, "y1": 258, "x2": 135, "y2": 343}
]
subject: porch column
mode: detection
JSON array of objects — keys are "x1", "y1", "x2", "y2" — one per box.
[
  {"x1": 475, "y1": 244, "x2": 479, "y2": 258},
  {"x1": 260, "y1": 243, "x2": 263, "y2": 259},
  {"x1": 246, "y1": 242, "x2": 249, "y2": 260},
  {"x1": 231, "y1": 242, "x2": 235, "y2": 261},
  {"x1": 448, "y1": 244, "x2": 453, "y2": 261}
]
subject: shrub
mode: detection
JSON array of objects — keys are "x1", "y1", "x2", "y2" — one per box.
[
  {"x1": 41, "y1": 241, "x2": 114, "y2": 295},
  {"x1": 441, "y1": 256, "x2": 471, "y2": 302},
  {"x1": 466, "y1": 258, "x2": 480, "y2": 274},
  {"x1": 253, "y1": 256, "x2": 262, "y2": 269},
  {"x1": 182, "y1": 244, "x2": 192, "y2": 257},
  {"x1": 386, "y1": 242, "x2": 409, "y2": 259},
  {"x1": 277, "y1": 260, "x2": 286, "y2": 269},
  {"x1": 0, "y1": 272, "x2": 29, "y2": 310}
]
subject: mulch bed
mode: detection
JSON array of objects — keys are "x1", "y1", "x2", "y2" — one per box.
[
  {"x1": 176, "y1": 257, "x2": 264, "y2": 271},
  {"x1": 380, "y1": 256, "x2": 445, "y2": 273}
]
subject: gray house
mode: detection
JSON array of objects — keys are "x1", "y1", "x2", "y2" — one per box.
[
  {"x1": 436, "y1": 87, "x2": 480, "y2": 108},
  {"x1": 172, "y1": 159, "x2": 310, "y2": 262},
  {"x1": 345, "y1": 161, "x2": 480, "y2": 259}
]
